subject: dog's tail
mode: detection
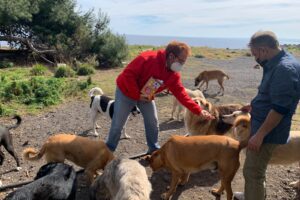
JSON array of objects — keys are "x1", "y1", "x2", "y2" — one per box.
[
  {"x1": 23, "y1": 145, "x2": 46, "y2": 161},
  {"x1": 224, "y1": 73, "x2": 229, "y2": 80},
  {"x1": 89, "y1": 87, "x2": 104, "y2": 97},
  {"x1": 7, "y1": 115, "x2": 22, "y2": 130}
]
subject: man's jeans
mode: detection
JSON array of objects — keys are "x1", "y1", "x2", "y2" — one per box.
[
  {"x1": 106, "y1": 87, "x2": 160, "y2": 153},
  {"x1": 243, "y1": 143, "x2": 278, "y2": 200}
]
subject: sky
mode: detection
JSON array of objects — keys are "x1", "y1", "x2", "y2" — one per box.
[{"x1": 76, "y1": 0, "x2": 300, "y2": 40}]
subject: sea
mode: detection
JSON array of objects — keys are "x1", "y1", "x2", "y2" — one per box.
[{"x1": 125, "y1": 34, "x2": 300, "y2": 49}]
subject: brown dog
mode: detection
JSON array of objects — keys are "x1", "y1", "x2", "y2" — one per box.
[
  {"x1": 23, "y1": 133, "x2": 114, "y2": 183},
  {"x1": 184, "y1": 97, "x2": 243, "y2": 136},
  {"x1": 222, "y1": 112, "x2": 300, "y2": 190},
  {"x1": 194, "y1": 70, "x2": 229, "y2": 95},
  {"x1": 147, "y1": 132, "x2": 249, "y2": 200}
]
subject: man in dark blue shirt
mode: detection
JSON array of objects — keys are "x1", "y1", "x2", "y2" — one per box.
[{"x1": 234, "y1": 30, "x2": 300, "y2": 200}]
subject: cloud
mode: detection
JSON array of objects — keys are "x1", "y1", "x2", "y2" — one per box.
[{"x1": 76, "y1": 0, "x2": 300, "y2": 39}]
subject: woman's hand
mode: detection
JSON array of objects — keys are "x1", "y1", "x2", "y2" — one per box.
[{"x1": 201, "y1": 110, "x2": 215, "y2": 120}]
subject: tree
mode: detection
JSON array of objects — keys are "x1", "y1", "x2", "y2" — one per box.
[{"x1": 0, "y1": 0, "x2": 128, "y2": 67}]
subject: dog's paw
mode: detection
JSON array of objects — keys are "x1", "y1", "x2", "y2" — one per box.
[
  {"x1": 289, "y1": 180, "x2": 300, "y2": 189},
  {"x1": 210, "y1": 188, "x2": 222, "y2": 196},
  {"x1": 92, "y1": 132, "x2": 99, "y2": 137},
  {"x1": 161, "y1": 192, "x2": 170, "y2": 200},
  {"x1": 122, "y1": 134, "x2": 131, "y2": 139},
  {"x1": 16, "y1": 167, "x2": 22, "y2": 171}
]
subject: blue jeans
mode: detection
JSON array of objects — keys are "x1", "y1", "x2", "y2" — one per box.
[{"x1": 106, "y1": 87, "x2": 160, "y2": 153}]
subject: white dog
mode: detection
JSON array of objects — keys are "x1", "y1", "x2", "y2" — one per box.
[
  {"x1": 90, "y1": 158, "x2": 152, "y2": 200},
  {"x1": 89, "y1": 87, "x2": 140, "y2": 137},
  {"x1": 171, "y1": 88, "x2": 205, "y2": 121}
]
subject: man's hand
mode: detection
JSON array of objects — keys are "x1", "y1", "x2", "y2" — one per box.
[
  {"x1": 247, "y1": 134, "x2": 264, "y2": 152},
  {"x1": 201, "y1": 110, "x2": 215, "y2": 120}
]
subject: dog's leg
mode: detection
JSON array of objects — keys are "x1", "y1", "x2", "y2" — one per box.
[
  {"x1": 213, "y1": 161, "x2": 239, "y2": 200},
  {"x1": 3, "y1": 138, "x2": 21, "y2": 170},
  {"x1": 171, "y1": 98, "x2": 177, "y2": 120},
  {"x1": 161, "y1": 171, "x2": 181, "y2": 200},
  {"x1": 218, "y1": 79, "x2": 225, "y2": 96},
  {"x1": 179, "y1": 173, "x2": 190, "y2": 186},
  {"x1": 91, "y1": 110, "x2": 99, "y2": 136},
  {"x1": 177, "y1": 105, "x2": 183, "y2": 121},
  {"x1": 204, "y1": 80, "x2": 209, "y2": 91},
  {"x1": 198, "y1": 81, "x2": 205, "y2": 90},
  {"x1": 211, "y1": 180, "x2": 224, "y2": 196},
  {"x1": 121, "y1": 117, "x2": 131, "y2": 139}
]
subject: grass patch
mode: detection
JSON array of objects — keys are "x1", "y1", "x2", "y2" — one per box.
[
  {"x1": 127, "y1": 45, "x2": 248, "y2": 61},
  {"x1": 191, "y1": 47, "x2": 248, "y2": 60},
  {"x1": 0, "y1": 67, "x2": 92, "y2": 116},
  {"x1": 285, "y1": 45, "x2": 300, "y2": 57}
]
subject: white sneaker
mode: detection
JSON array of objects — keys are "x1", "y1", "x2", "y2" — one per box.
[{"x1": 233, "y1": 192, "x2": 244, "y2": 200}]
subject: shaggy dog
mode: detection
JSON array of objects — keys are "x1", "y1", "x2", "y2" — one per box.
[
  {"x1": 89, "y1": 87, "x2": 140, "y2": 137},
  {"x1": 222, "y1": 112, "x2": 300, "y2": 190},
  {"x1": 194, "y1": 70, "x2": 229, "y2": 95},
  {"x1": 0, "y1": 115, "x2": 22, "y2": 170},
  {"x1": 90, "y1": 158, "x2": 152, "y2": 200},
  {"x1": 184, "y1": 97, "x2": 243, "y2": 136},
  {"x1": 171, "y1": 88, "x2": 205, "y2": 121},
  {"x1": 146, "y1": 117, "x2": 250, "y2": 200},
  {"x1": 23, "y1": 133, "x2": 114, "y2": 183},
  {"x1": 4, "y1": 162, "x2": 77, "y2": 200}
]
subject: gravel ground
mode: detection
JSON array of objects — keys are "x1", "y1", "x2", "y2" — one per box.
[{"x1": 0, "y1": 55, "x2": 299, "y2": 200}]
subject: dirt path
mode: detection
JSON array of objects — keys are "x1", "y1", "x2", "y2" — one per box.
[{"x1": 1, "y1": 55, "x2": 300, "y2": 199}]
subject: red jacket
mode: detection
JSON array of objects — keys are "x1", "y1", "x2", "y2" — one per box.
[{"x1": 117, "y1": 49, "x2": 202, "y2": 115}]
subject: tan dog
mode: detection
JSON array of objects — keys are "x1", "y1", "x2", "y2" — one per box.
[
  {"x1": 147, "y1": 132, "x2": 249, "y2": 200},
  {"x1": 194, "y1": 70, "x2": 229, "y2": 95},
  {"x1": 171, "y1": 88, "x2": 205, "y2": 121},
  {"x1": 222, "y1": 112, "x2": 300, "y2": 190},
  {"x1": 184, "y1": 97, "x2": 243, "y2": 136},
  {"x1": 90, "y1": 158, "x2": 152, "y2": 200},
  {"x1": 23, "y1": 133, "x2": 114, "y2": 183}
]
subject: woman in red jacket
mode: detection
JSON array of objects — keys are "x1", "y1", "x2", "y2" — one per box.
[{"x1": 106, "y1": 41, "x2": 214, "y2": 153}]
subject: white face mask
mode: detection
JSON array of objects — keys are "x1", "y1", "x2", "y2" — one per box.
[{"x1": 170, "y1": 62, "x2": 183, "y2": 72}]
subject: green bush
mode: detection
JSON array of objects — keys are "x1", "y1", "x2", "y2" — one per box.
[
  {"x1": 30, "y1": 64, "x2": 48, "y2": 76},
  {"x1": 0, "y1": 104, "x2": 14, "y2": 116},
  {"x1": 54, "y1": 66, "x2": 75, "y2": 78},
  {"x1": 87, "y1": 76, "x2": 92, "y2": 85},
  {"x1": 94, "y1": 31, "x2": 128, "y2": 68},
  {"x1": 77, "y1": 64, "x2": 94, "y2": 76},
  {"x1": 0, "y1": 61, "x2": 14, "y2": 69},
  {"x1": 3, "y1": 77, "x2": 63, "y2": 106}
]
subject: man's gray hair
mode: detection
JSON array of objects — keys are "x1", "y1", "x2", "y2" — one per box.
[{"x1": 248, "y1": 30, "x2": 280, "y2": 49}]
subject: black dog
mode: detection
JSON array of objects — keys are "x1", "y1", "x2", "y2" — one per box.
[
  {"x1": 0, "y1": 115, "x2": 22, "y2": 169},
  {"x1": 4, "y1": 162, "x2": 77, "y2": 200}
]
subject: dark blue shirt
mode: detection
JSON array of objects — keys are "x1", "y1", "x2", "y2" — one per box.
[{"x1": 250, "y1": 50, "x2": 300, "y2": 144}]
